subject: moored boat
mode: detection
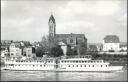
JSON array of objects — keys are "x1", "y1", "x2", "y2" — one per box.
[{"x1": 2, "y1": 55, "x2": 123, "y2": 72}]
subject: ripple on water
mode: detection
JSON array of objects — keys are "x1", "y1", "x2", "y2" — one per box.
[{"x1": 1, "y1": 68, "x2": 127, "y2": 81}]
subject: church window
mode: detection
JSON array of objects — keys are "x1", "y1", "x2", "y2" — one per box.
[{"x1": 70, "y1": 39, "x2": 74, "y2": 43}]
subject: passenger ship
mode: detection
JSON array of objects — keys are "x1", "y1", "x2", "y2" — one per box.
[{"x1": 2, "y1": 55, "x2": 123, "y2": 72}]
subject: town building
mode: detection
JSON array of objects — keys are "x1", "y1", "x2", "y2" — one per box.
[
  {"x1": 23, "y1": 47, "x2": 33, "y2": 57},
  {"x1": 9, "y1": 42, "x2": 22, "y2": 58},
  {"x1": 102, "y1": 35, "x2": 120, "y2": 52},
  {"x1": 0, "y1": 40, "x2": 12, "y2": 51},
  {"x1": 120, "y1": 42, "x2": 127, "y2": 51},
  {"x1": 48, "y1": 14, "x2": 87, "y2": 54}
]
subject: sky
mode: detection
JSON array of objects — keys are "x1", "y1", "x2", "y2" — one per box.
[{"x1": 1, "y1": 0, "x2": 127, "y2": 43}]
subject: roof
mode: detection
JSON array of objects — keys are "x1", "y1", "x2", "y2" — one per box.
[
  {"x1": 10, "y1": 42, "x2": 21, "y2": 48},
  {"x1": 55, "y1": 33, "x2": 86, "y2": 39},
  {"x1": 104, "y1": 35, "x2": 120, "y2": 43},
  {"x1": 120, "y1": 42, "x2": 127, "y2": 47},
  {"x1": 49, "y1": 14, "x2": 55, "y2": 23},
  {"x1": 120, "y1": 42, "x2": 127, "y2": 46}
]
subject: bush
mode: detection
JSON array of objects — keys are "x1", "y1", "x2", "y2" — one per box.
[
  {"x1": 35, "y1": 47, "x2": 45, "y2": 57},
  {"x1": 50, "y1": 45, "x2": 64, "y2": 57}
]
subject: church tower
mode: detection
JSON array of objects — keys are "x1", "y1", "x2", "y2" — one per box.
[
  {"x1": 48, "y1": 14, "x2": 56, "y2": 38},
  {"x1": 48, "y1": 14, "x2": 56, "y2": 49}
]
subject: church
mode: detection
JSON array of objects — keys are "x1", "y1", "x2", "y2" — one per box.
[{"x1": 48, "y1": 14, "x2": 87, "y2": 51}]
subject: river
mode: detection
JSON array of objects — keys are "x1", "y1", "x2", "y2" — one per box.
[{"x1": 1, "y1": 67, "x2": 127, "y2": 81}]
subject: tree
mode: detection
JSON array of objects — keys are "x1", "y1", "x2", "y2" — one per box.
[
  {"x1": 66, "y1": 45, "x2": 77, "y2": 56},
  {"x1": 88, "y1": 45, "x2": 97, "y2": 52},
  {"x1": 40, "y1": 35, "x2": 49, "y2": 52},
  {"x1": 35, "y1": 47, "x2": 45, "y2": 57},
  {"x1": 50, "y1": 45, "x2": 64, "y2": 57},
  {"x1": 79, "y1": 42, "x2": 87, "y2": 55}
]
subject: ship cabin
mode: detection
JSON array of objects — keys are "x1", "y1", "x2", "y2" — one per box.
[
  {"x1": 66, "y1": 55, "x2": 92, "y2": 60},
  {"x1": 4, "y1": 58, "x2": 56, "y2": 70},
  {"x1": 59, "y1": 59, "x2": 110, "y2": 69}
]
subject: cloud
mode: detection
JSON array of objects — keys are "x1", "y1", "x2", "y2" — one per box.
[
  {"x1": 57, "y1": 0, "x2": 121, "y2": 18},
  {"x1": 1, "y1": 0, "x2": 127, "y2": 43}
]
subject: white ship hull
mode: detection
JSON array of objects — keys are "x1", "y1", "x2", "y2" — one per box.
[{"x1": 1, "y1": 65, "x2": 123, "y2": 72}]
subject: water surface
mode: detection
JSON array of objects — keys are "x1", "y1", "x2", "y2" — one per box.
[{"x1": 1, "y1": 67, "x2": 127, "y2": 81}]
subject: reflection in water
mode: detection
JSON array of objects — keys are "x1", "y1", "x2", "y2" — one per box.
[{"x1": 1, "y1": 68, "x2": 127, "y2": 81}]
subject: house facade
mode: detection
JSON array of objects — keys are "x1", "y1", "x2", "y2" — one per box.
[
  {"x1": 103, "y1": 35, "x2": 120, "y2": 52},
  {"x1": 9, "y1": 42, "x2": 22, "y2": 58}
]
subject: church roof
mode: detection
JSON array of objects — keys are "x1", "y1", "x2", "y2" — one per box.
[
  {"x1": 49, "y1": 14, "x2": 55, "y2": 23},
  {"x1": 104, "y1": 35, "x2": 120, "y2": 43},
  {"x1": 55, "y1": 33, "x2": 87, "y2": 39}
]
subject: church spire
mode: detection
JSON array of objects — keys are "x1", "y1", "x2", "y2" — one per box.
[
  {"x1": 48, "y1": 14, "x2": 56, "y2": 38},
  {"x1": 49, "y1": 14, "x2": 56, "y2": 24}
]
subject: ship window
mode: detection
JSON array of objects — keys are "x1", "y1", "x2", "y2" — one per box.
[
  {"x1": 91, "y1": 61, "x2": 93, "y2": 63},
  {"x1": 72, "y1": 65, "x2": 74, "y2": 67},
  {"x1": 68, "y1": 65, "x2": 70, "y2": 67},
  {"x1": 84, "y1": 65, "x2": 86, "y2": 67},
  {"x1": 61, "y1": 61, "x2": 63, "y2": 63},
  {"x1": 80, "y1": 65, "x2": 82, "y2": 67},
  {"x1": 85, "y1": 61, "x2": 87, "y2": 63},
  {"x1": 19, "y1": 65, "x2": 20, "y2": 66},
  {"x1": 82, "y1": 61, "x2": 84, "y2": 63},
  {"x1": 106, "y1": 65, "x2": 107, "y2": 67},
  {"x1": 76, "y1": 61, "x2": 78, "y2": 63},
  {"x1": 33, "y1": 65, "x2": 35, "y2": 67},
  {"x1": 88, "y1": 65, "x2": 90, "y2": 67},
  {"x1": 76, "y1": 65, "x2": 78, "y2": 67},
  {"x1": 11, "y1": 64, "x2": 14, "y2": 66},
  {"x1": 44, "y1": 65, "x2": 46, "y2": 67},
  {"x1": 92, "y1": 65, "x2": 94, "y2": 67},
  {"x1": 101, "y1": 65, "x2": 102, "y2": 67}
]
